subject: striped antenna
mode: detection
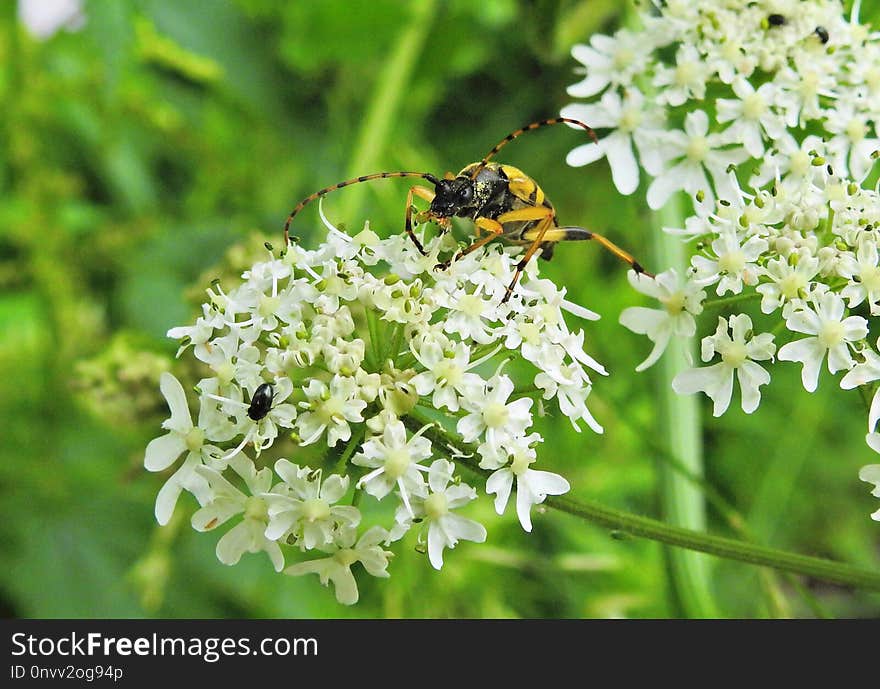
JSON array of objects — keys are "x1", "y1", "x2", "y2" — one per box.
[
  {"x1": 283, "y1": 171, "x2": 440, "y2": 247},
  {"x1": 469, "y1": 117, "x2": 598, "y2": 179}
]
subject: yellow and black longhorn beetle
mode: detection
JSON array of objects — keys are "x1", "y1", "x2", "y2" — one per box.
[{"x1": 282, "y1": 118, "x2": 652, "y2": 303}]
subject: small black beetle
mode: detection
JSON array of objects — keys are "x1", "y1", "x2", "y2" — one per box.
[{"x1": 247, "y1": 383, "x2": 275, "y2": 421}]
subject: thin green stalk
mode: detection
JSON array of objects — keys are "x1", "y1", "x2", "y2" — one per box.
[
  {"x1": 365, "y1": 308, "x2": 382, "y2": 370},
  {"x1": 387, "y1": 322, "x2": 405, "y2": 363},
  {"x1": 703, "y1": 293, "x2": 761, "y2": 310},
  {"x1": 652, "y1": 195, "x2": 719, "y2": 617},
  {"x1": 823, "y1": 205, "x2": 836, "y2": 245},
  {"x1": 544, "y1": 492, "x2": 880, "y2": 590},
  {"x1": 404, "y1": 410, "x2": 880, "y2": 592},
  {"x1": 334, "y1": 427, "x2": 365, "y2": 475},
  {"x1": 339, "y1": 1, "x2": 437, "y2": 219}
]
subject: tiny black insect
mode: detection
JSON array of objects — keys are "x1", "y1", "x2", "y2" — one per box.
[
  {"x1": 768, "y1": 13, "x2": 786, "y2": 26},
  {"x1": 814, "y1": 26, "x2": 829, "y2": 44},
  {"x1": 247, "y1": 382, "x2": 275, "y2": 421}
]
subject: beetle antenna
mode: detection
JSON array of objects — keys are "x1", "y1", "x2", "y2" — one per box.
[
  {"x1": 469, "y1": 117, "x2": 598, "y2": 179},
  {"x1": 283, "y1": 171, "x2": 441, "y2": 247}
]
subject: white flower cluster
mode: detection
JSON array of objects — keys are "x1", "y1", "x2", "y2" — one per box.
[
  {"x1": 562, "y1": 0, "x2": 878, "y2": 207},
  {"x1": 144, "y1": 217, "x2": 607, "y2": 604},
  {"x1": 562, "y1": 0, "x2": 880, "y2": 518}
]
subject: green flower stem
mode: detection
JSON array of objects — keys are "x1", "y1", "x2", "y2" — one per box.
[
  {"x1": 404, "y1": 410, "x2": 880, "y2": 591},
  {"x1": 542, "y1": 492, "x2": 880, "y2": 590},
  {"x1": 652, "y1": 195, "x2": 718, "y2": 617},
  {"x1": 703, "y1": 293, "x2": 761, "y2": 310},
  {"x1": 334, "y1": 427, "x2": 365, "y2": 475},
  {"x1": 823, "y1": 205, "x2": 836, "y2": 245},
  {"x1": 387, "y1": 322, "x2": 405, "y2": 363},
  {"x1": 365, "y1": 308, "x2": 382, "y2": 370}
]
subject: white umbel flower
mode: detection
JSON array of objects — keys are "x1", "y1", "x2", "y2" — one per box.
[
  {"x1": 619, "y1": 269, "x2": 706, "y2": 371},
  {"x1": 756, "y1": 254, "x2": 820, "y2": 314},
  {"x1": 409, "y1": 337, "x2": 486, "y2": 412},
  {"x1": 672, "y1": 314, "x2": 776, "y2": 416},
  {"x1": 352, "y1": 420, "x2": 432, "y2": 514},
  {"x1": 390, "y1": 460, "x2": 487, "y2": 570},
  {"x1": 284, "y1": 526, "x2": 393, "y2": 605},
  {"x1": 561, "y1": 88, "x2": 663, "y2": 195},
  {"x1": 567, "y1": 30, "x2": 653, "y2": 98},
  {"x1": 192, "y1": 455, "x2": 284, "y2": 572},
  {"x1": 561, "y1": 0, "x2": 880, "y2": 527},
  {"x1": 653, "y1": 44, "x2": 713, "y2": 107},
  {"x1": 264, "y1": 461, "x2": 360, "y2": 549},
  {"x1": 691, "y1": 227, "x2": 768, "y2": 296},
  {"x1": 716, "y1": 78, "x2": 785, "y2": 158},
  {"x1": 839, "y1": 347, "x2": 880, "y2": 453},
  {"x1": 778, "y1": 290, "x2": 868, "y2": 392},
  {"x1": 486, "y1": 441, "x2": 570, "y2": 533},
  {"x1": 457, "y1": 373, "x2": 533, "y2": 447},
  {"x1": 144, "y1": 372, "x2": 225, "y2": 525},
  {"x1": 296, "y1": 375, "x2": 367, "y2": 447},
  {"x1": 646, "y1": 110, "x2": 748, "y2": 210},
  {"x1": 839, "y1": 238, "x2": 880, "y2": 315}
]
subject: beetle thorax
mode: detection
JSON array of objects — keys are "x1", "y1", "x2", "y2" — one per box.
[{"x1": 471, "y1": 174, "x2": 498, "y2": 211}]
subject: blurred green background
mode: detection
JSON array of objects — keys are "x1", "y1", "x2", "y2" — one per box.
[{"x1": 2, "y1": 0, "x2": 879, "y2": 619}]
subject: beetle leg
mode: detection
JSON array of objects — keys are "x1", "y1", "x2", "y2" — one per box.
[
  {"x1": 495, "y1": 206, "x2": 555, "y2": 225},
  {"x1": 404, "y1": 185, "x2": 436, "y2": 255},
  {"x1": 543, "y1": 226, "x2": 653, "y2": 277},
  {"x1": 502, "y1": 214, "x2": 556, "y2": 304},
  {"x1": 434, "y1": 216, "x2": 505, "y2": 271},
  {"x1": 463, "y1": 205, "x2": 555, "y2": 257},
  {"x1": 437, "y1": 206, "x2": 556, "y2": 273}
]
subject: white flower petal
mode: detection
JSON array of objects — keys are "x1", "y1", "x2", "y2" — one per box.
[
  {"x1": 778, "y1": 338, "x2": 825, "y2": 392},
  {"x1": 329, "y1": 567, "x2": 360, "y2": 605},
  {"x1": 647, "y1": 166, "x2": 687, "y2": 210},
  {"x1": 154, "y1": 476, "x2": 184, "y2": 527},
  {"x1": 859, "y1": 464, "x2": 880, "y2": 486},
  {"x1": 192, "y1": 498, "x2": 241, "y2": 531},
  {"x1": 619, "y1": 306, "x2": 667, "y2": 337},
  {"x1": 672, "y1": 366, "x2": 715, "y2": 396},
  {"x1": 427, "y1": 522, "x2": 447, "y2": 570},
  {"x1": 215, "y1": 521, "x2": 253, "y2": 566},
  {"x1": 515, "y1": 483, "x2": 535, "y2": 532},
  {"x1": 144, "y1": 432, "x2": 187, "y2": 472},
  {"x1": 711, "y1": 368, "x2": 734, "y2": 417},
  {"x1": 159, "y1": 372, "x2": 193, "y2": 432},
  {"x1": 525, "y1": 469, "x2": 571, "y2": 497},
  {"x1": 566, "y1": 141, "x2": 605, "y2": 168},
  {"x1": 445, "y1": 513, "x2": 487, "y2": 545},
  {"x1": 827, "y1": 343, "x2": 854, "y2": 374},
  {"x1": 266, "y1": 541, "x2": 285, "y2": 572},
  {"x1": 604, "y1": 132, "x2": 640, "y2": 195},
  {"x1": 486, "y1": 469, "x2": 513, "y2": 516},
  {"x1": 321, "y1": 474, "x2": 350, "y2": 503},
  {"x1": 737, "y1": 361, "x2": 770, "y2": 414},
  {"x1": 869, "y1": 388, "x2": 880, "y2": 432}
]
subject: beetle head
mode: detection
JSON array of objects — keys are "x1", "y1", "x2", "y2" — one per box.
[{"x1": 429, "y1": 177, "x2": 478, "y2": 218}]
